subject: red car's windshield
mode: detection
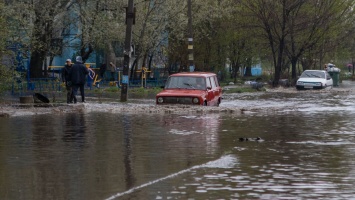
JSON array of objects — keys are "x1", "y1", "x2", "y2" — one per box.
[{"x1": 165, "y1": 76, "x2": 206, "y2": 90}]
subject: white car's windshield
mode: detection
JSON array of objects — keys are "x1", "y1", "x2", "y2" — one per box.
[
  {"x1": 300, "y1": 71, "x2": 325, "y2": 79},
  {"x1": 165, "y1": 76, "x2": 206, "y2": 90}
]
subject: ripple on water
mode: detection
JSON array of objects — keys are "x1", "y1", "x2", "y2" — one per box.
[
  {"x1": 168, "y1": 129, "x2": 200, "y2": 135},
  {"x1": 287, "y1": 141, "x2": 355, "y2": 146}
]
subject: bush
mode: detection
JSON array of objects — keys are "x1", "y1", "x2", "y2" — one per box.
[
  {"x1": 0, "y1": 65, "x2": 15, "y2": 93},
  {"x1": 105, "y1": 86, "x2": 120, "y2": 93},
  {"x1": 129, "y1": 87, "x2": 163, "y2": 98}
]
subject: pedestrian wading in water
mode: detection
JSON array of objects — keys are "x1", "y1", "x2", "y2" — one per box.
[
  {"x1": 70, "y1": 56, "x2": 89, "y2": 103},
  {"x1": 61, "y1": 59, "x2": 74, "y2": 104}
]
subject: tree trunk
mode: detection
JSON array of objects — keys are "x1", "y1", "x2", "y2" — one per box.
[
  {"x1": 244, "y1": 67, "x2": 252, "y2": 77},
  {"x1": 29, "y1": 15, "x2": 52, "y2": 78},
  {"x1": 142, "y1": 53, "x2": 147, "y2": 68},
  {"x1": 274, "y1": 44, "x2": 284, "y2": 86},
  {"x1": 29, "y1": 50, "x2": 46, "y2": 78},
  {"x1": 244, "y1": 58, "x2": 252, "y2": 77},
  {"x1": 130, "y1": 58, "x2": 138, "y2": 80},
  {"x1": 81, "y1": 44, "x2": 94, "y2": 63},
  {"x1": 106, "y1": 43, "x2": 116, "y2": 64},
  {"x1": 291, "y1": 57, "x2": 298, "y2": 85},
  {"x1": 233, "y1": 60, "x2": 240, "y2": 83},
  {"x1": 148, "y1": 54, "x2": 153, "y2": 71},
  {"x1": 148, "y1": 54, "x2": 153, "y2": 79}
]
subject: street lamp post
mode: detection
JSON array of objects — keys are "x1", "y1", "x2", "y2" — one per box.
[
  {"x1": 121, "y1": 0, "x2": 134, "y2": 102},
  {"x1": 187, "y1": 0, "x2": 194, "y2": 72}
]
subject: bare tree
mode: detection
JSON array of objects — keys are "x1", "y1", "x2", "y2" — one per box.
[
  {"x1": 130, "y1": 0, "x2": 185, "y2": 77},
  {"x1": 28, "y1": 0, "x2": 71, "y2": 78},
  {"x1": 285, "y1": 0, "x2": 355, "y2": 82},
  {"x1": 74, "y1": 0, "x2": 125, "y2": 62},
  {"x1": 242, "y1": 0, "x2": 355, "y2": 85}
]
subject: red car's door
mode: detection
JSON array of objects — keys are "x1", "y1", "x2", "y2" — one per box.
[
  {"x1": 206, "y1": 76, "x2": 219, "y2": 105},
  {"x1": 213, "y1": 76, "x2": 222, "y2": 103},
  {"x1": 205, "y1": 77, "x2": 214, "y2": 105},
  {"x1": 211, "y1": 76, "x2": 220, "y2": 105}
]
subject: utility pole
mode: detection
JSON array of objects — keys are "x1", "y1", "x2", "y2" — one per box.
[
  {"x1": 121, "y1": 0, "x2": 134, "y2": 102},
  {"x1": 187, "y1": 0, "x2": 194, "y2": 72}
]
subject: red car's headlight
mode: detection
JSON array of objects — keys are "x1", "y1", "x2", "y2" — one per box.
[
  {"x1": 192, "y1": 97, "x2": 199, "y2": 104},
  {"x1": 157, "y1": 97, "x2": 164, "y2": 103}
]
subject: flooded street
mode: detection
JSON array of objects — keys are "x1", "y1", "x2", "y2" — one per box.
[{"x1": 2, "y1": 83, "x2": 355, "y2": 199}]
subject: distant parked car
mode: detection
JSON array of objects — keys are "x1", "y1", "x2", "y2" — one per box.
[
  {"x1": 296, "y1": 70, "x2": 333, "y2": 90},
  {"x1": 156, "y1": 72, "x2": 222, "y2": 106}
]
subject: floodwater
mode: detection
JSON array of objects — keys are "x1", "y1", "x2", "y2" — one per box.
[{"x1": 2, "y1": 83, "x2": 355, "y2": 199}]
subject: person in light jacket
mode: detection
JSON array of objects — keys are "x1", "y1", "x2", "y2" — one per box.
[{"x1": 109, "y1": 62, "x2": 116, "y2": 81}]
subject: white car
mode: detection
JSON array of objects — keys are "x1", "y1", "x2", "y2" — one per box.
[{"x1": 296, "y1": 70, "x2": 333, "y2": 90}]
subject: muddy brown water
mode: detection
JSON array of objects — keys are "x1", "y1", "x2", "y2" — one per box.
[{"x1": 1, "y1": 85, "x2": 355, "y2": 199}]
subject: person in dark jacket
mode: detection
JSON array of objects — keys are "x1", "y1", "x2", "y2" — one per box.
[
  {"x1": 61, "y1": 59, "x2": 74, "y2": 103},
  {"x1": 99, "y1": 63, "x2": 107, "y2": 79},
  {"x1": 70, "y1": 56, "x2": 89, "y2": 103}
]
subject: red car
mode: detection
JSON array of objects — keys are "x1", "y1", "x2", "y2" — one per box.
[{"x1": 156, "y1": 72, "x2": 222, "y2": 106}]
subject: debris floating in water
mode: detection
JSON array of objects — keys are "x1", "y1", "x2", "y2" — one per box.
[{"x1": 239, "y1": 137, "x2": 262, "y2": 142}]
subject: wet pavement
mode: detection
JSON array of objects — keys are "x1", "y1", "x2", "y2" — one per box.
[{"x1": 1, "y1": 82, "x2": 355, "y2": 199}]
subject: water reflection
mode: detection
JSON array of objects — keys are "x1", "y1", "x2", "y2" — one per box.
[
  {"x1": 160, "y1": 114, "x2": 221, "y2": 157},
  {"x1": 62, "y1": 113, "x2": 87, "y2": 145},
  {"x1": 122, "y1": 114, "x2": 135, "y2": 190}
]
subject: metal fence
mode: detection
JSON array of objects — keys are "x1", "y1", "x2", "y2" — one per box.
[
  {"x1": 12, "y1": 77, "x2": 62, "y2": 96},
  {"x1": 11, "y1": 73, "x2": 167, "y2": 96}
]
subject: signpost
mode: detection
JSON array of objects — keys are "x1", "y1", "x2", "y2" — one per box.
[
  {"x1": 121, "y1": 0, "x2": 134, "y2": 102},
  {"x1": 188, "y1": 0, "x2": 194, "y2": 72}
]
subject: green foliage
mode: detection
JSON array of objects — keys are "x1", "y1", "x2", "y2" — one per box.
[
  {"x1": 130, "y1": 87, "x2": 163, "y2": 96},
  {"x1": 0, "y1": 2, "x2": 13, "y2": 94},
  {"x1": 340, "y1": 71, "x2": 352, "y2": 81},
  {"x1": 0, "y1": 3, "x2": 7, "y2": 46},
  {"x1": 0, "y1": 65, "x2": 15, "y2": 93},
  {"x1": 104, "y1": 87, "x2": 120, "y2": 93}
]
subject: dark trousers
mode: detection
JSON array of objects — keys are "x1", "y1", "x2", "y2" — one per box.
[
  {"x1": 99, "y1": 71, "x2": 105, "y2": 79},
  {"x1": 111, "y1": 72, "x2": 115, "y2": 81},
  {"x1": 65, "y1": 83, "x2": 74, "y2": 103},
  {"x1": 72, "y1": 84, "x2": 85, "y2": 103}
]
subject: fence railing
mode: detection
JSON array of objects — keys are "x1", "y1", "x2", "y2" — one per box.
[
  {"x1": 12, "y1": 77, "x2": 62, "y2": 96},
  {"x1": 12, "y1": 76, "x2": 167, "y2": 96}
]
